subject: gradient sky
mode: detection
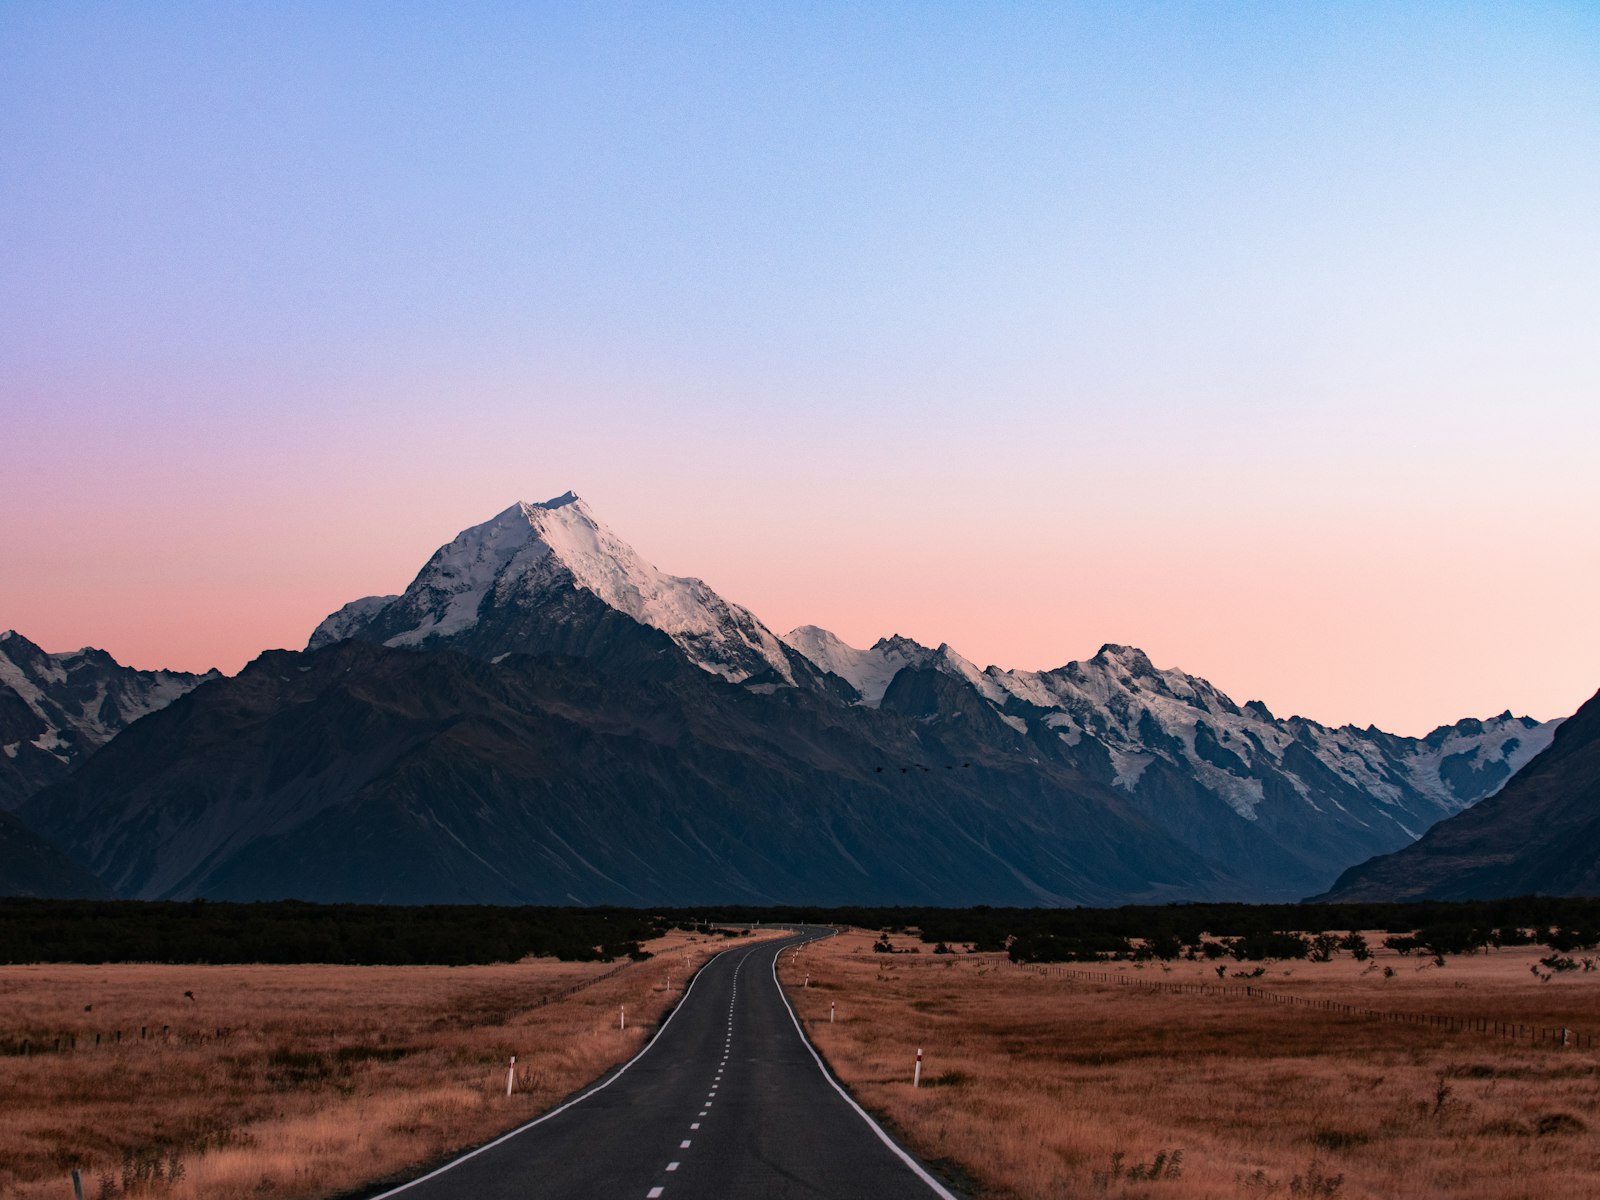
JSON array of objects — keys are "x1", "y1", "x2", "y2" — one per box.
[{"x1": 3, "y1": 2, "x2": 1597, "y2": 736}]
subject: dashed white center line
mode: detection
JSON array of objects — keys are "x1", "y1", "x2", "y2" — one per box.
[
  {"x1": 691, "y1": 1122, "x2": 700, "y2": 1129},
  {"x1": 647, "y1": 1189, "x2": 663, "y2": 1199},
  {"x1": 666, "y1": 1162, "x2": 680, "y2": 1172},
  {"x1": 681, "y1": 1139, "x2": 692, "y2": 1149}
]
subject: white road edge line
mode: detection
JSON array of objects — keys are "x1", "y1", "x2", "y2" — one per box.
[
  {"x1": 773, "y1": 930, "x2": 961, "y2": 1200},
  {"x1": 364, "y1": 946, "x2": 735, "y2": 1198}
]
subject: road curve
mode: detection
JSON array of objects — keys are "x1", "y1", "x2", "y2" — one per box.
[{"x1": 362, "y1": 928, "x2": 960, "y2": 1200}]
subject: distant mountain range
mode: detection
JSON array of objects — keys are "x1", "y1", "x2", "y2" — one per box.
[
  {"x1": 780, "y1": 630, "x2": 1551, "y2": 898},
  {"x1": 0, "y1": 630, "x2": 216, "y2": 810},
  {"x1": 1317, "y1": 687, "x2": 1600, "y2": 901},
  {"x1": 2, "y1": 492, "x2": 1576, "y2": 905}
]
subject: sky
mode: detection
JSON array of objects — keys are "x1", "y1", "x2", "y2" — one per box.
[{"x1": 2, "y1": 2, "x2": 1597, "y2": 736}]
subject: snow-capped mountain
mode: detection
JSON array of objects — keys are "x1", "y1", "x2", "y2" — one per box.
[
  {"x1": 0, "y1": 629, "x2": 217, "y2": 810},
  {"x1": 15, "y1": 490, "x2": 1570, "y2": 905},
  {"x1": 25, "y1": 637, "x2": 1247, "y2": 906},
  {"x1": 309, "y1": 492, "x2": 818, "y2": 687},
  {"x1": 783, "y1": 628, "x2": 1558, "y2": 895},
  {"x1": 1317, "y1": 686, "x2": 1600, "y2": 902},
  {"x1": 784, "y1": 627, "x2": 989, "y2": 706},
  {"x1": 289, "y1": 492, "x2": 1562, "y2": 900}
]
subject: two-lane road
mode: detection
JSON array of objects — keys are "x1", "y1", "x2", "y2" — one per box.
[{"x1": 368, "y1": 928, "x2": 958, "y2": 1199}]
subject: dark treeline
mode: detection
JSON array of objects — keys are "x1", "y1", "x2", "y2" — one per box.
[
  {"x1": 678, "y1": 897, "x2": 1600, "y2": 939},
  {"x1": 668, "y1": 899, "x2": 1600, "y2": 962},
  {"x1": 0, "y1": 900, "x2": 672, "y2": 965},
  {"x1": 4, "y1": 897, "x2": 1600, "y2": 966}
]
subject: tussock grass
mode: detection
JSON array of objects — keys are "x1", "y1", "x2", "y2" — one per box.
[
  {"x1": 783, "y1": 930, "x2": 1600, "y2": 1199},
  {"x1": 1, "y1": 929, "x2": 772, "y2": 1199}
]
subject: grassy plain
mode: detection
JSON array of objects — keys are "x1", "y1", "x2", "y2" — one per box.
[
  {"x1": 0, "y1": 928, "x2": 767, "y2": 1200},
  {"x1": 781, "y1": 930, "x2": 1600, "y2": 1200}
]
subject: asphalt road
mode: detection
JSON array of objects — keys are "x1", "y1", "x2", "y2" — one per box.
[{"x1": 367, "y1": 927, "x2": 958, "y2": 1200}]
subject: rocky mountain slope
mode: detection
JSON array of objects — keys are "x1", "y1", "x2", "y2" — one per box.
[
  {"x1": 12, "y1": 492, "x2": 1557, "y2": 905},
  {"x1": 782, "y1": 629, "x2": 1555, "y2": 898},
  {"x1": 0, "y1": 630, "x2": 216, "y2": 810},
  {"x1": 309, "y1": 493, "x2": 832, "y2": 691},
  {"x1": 1316, "y1": 688, "x2": 1600, "y2": 901},
  {"x1": 22, "y1": 638, "x2": 1243, "y2": 905},
  {"x1": 0, "y1": 807, "x2": 110, "y2": 898}
]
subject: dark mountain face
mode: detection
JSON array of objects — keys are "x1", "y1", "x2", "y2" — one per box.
[
  {"x1": 10, "y1": 493, "x2": 1558, "y2": 907},
  {"x1": 1315, "y1": 688, "x2": 1600, "y2": 902},
  {"x1": 0, "y1": 630, "x2": 216, "y2": 810},
  {"x1": 0, "y1": 808, "x2": 110, "y2": 898},
  {"x1": 788, "y1": 633, "x2": 1559, "y2": 899},
  {"x1": 280, "y1": 494, "x2": 1555, "y2": 903},
  {"x1": 22, "y1": 639, "x2": 1249, "y2": 906}
]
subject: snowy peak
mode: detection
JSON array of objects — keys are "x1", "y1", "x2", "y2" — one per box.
[
  {"x1": 309, "y1": 492, "x2": 798, "y2": 685},
  {"x1": 779, "y1": 627, "x2": 1004, "y2": 706},
  {"x1": 783, "y1": 627, "x2": 943, "y2": 705},
  {"x1": 0, "y1": 630, "x2": 216, "y2": 809},
  {"x1": 1092, "y1": 643, "x2": 1156, "y2": 673},
  {"x1": 307, "y1": 595, "x2": 399, "y2": 651},
  {"x1": 532, "y1": 489, "x2": 582, "y2": 510}
]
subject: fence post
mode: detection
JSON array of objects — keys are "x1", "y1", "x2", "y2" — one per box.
[{"x1": 71, "y1": 1169, "x2": 85, "y2": 1200}]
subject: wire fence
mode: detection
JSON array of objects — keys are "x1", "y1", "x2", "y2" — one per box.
[
  {"x1": 1027, "y1": 963, "x2": 1594, "y2": 1050},
  {"x1": 0, "y1": 959, "x2": 644, "y2": 1058}
]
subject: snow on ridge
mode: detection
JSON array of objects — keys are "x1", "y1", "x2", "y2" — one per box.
[
  {"x1": 782, "y1": 627, "x2": 905, "y2": 702},
  {"x1": 518, "y1": 495, "x2": 795, "y2": 683},
  {"x1": 309, "y1": 594, "x2": 400, "y2": 650},
  {"x1": 779, "y1": 627, "x2": 995, "y2": 705},
  {"x1": 387, "y1": 504, "x2": 547, "y2": 649},
  {"x1": 780, "y1": 625, "x2": 1555, "y2": 821},
  {"x1": 0, "y1": 647, "x2": 52, "y2": 725},
  {"x1": 321, "y1": 492, "x2": 798, "y2": 685},
  {"x1": 0, "y1": 632, "x2": 214, "y2": 766}
]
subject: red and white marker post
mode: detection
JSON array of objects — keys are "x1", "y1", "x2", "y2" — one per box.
[{"x1": 913, "y1": 1047, "x2": 923, "y2": 1088}]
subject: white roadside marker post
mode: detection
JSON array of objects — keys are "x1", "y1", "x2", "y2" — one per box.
[
  {"x1": 914, "y1": 1047, "x2": 923, "y2": 1089},
  {"x1": 830, "y1": 1002, "x2": 836, "y2": 1024},
  {"x1": 505, "y1": 1055, "x2": 516, "y2": 1097},
  {"x1": 620, "y1": 1005, "x2": 626, "y2": 1031}
]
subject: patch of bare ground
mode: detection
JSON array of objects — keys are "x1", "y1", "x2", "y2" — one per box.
[
  {"x1": 781, "y1": 930, "x2": 1600, "y2": 1200},
  {"x1": 0, "y1": 928, "x2": 774, "y2": 1199}
]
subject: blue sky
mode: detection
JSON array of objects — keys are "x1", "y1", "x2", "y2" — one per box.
[{"x1": 3, "y1": 2, "x2": 1598, "y2": 733}]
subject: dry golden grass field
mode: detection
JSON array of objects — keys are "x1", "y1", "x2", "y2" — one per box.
[
  {"x1": 0, "y1": 928, "x2": 775, "y2": 1200},
  {"x1": 780, "y1": 930, "x2": 1600, "y2": 1200}
]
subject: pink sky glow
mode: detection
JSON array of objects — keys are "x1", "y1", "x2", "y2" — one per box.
[{"x1": 4, "y1": 5, "x2": 1597, "y2": 738}]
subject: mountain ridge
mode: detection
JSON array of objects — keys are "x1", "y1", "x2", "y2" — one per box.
[
  {"x1": 1315, "y1": 687, "x2": 1600, "y2": 901},
  {"x1": 0, "y1": 629, "x2": 217, "y2": 811},
  {"x1": 22, "y1": 638, "x2": 1247, "y2": 906},
  {"x1": 6, "y1": 491, "x2": 1565, "y2": 905}
]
